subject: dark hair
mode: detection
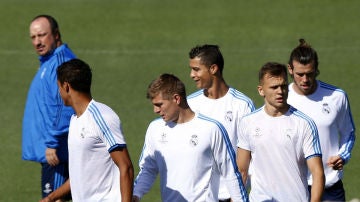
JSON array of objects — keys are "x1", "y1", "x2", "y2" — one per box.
[
  {"x1": 147, "y1": 73, "x2": 186, "y2": 101},
  {"x1": 189, "y1": 44, "x2": 224, "y2": 74},
  {"x1": 259, "y1": 62, "x2": 288, "y2": 84},
  {"x1": 288, "y1": 39, "x2": 319, "y2": 76},
  {"x1": 57, "y1": 59, "x2": 92, "y2": 94},
  {"x1": 32, "y1": 14, "x2": 61, "y2": 39}
]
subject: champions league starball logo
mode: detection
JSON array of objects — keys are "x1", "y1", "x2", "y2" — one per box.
[
  {"x1": 160, "y1": 133, "x2": 168, "y2": 143},
  {"x1": 254, "y1": 127, "x2": 261, "y2": 137}
]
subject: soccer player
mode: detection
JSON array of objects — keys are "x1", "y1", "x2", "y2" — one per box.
[
  {"x1": 236, "y1": 62, "x2": 325, "y2": 202},
  {"x1": 40, "y1": 59, "x2": 134, "y2": 202},
  {"x1": 22, "y1": 15, "x2": 76, "y2": 201},
  {"x1": 133, "y1": 73, "x2": 249, "y2": 202},
  {"x1": 287, "y1": 39, "x2": 356, "y2": 201},
  {"x1": 187, "y1": 44, "x2": 255, "y2": 201}
]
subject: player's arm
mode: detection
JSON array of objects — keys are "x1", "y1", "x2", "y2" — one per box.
[
  {"x1": 236, "y1": 147, "x2": 251, "y2": 185},
  {"x1": 212, "y1": 125, "x2": 249, "y2": 202},
  {"x1": 336, "y1": 93, "x2": 356, "y2": 165},
  {"x1": 110, "y1": 147, "x2": 134, "y2": 202},
  {"x1": 307, "y1": 156, "x2": 325, "y2": 202},
  {"x1": 39, "y1": 179, "x2": 70, "y2": 202}
]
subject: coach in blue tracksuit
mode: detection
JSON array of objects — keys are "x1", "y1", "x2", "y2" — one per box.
[{"x1": 22, "y1": 14, "x2": 76, "y2": 201}]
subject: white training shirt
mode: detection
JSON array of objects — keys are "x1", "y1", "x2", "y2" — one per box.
[
  {"x1": 187, "y1": 88, "x2": 255, "y2": 199},
  {"x1": 68, "y1": 100, "x2": 127, "y2": 202},
  {"x1": 237, "y1": 106, "x2": 322, "y2": 202},
  {"x1": 134, "y1": 113, "x2": 248, "y2": 202},
  {"x1": 288, "y1": 81, "x2": 356, "y2": 187}
]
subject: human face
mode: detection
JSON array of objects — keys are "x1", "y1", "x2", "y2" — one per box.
[
  {"x1": 288, "y1": 60, "x2": 317, "y2": 95},
  {"x1": 29, "y1": 17, "x2": 58, "y2": 56},
  {"x1": 151, "y1": 93, "x2": 180, "y2": 123},
  {"x1": 189, "y1": 57, "x2": 213, "y2": 89},
  {"x1": 258, "y1": 73, "x2": 289, "y2": 115}
]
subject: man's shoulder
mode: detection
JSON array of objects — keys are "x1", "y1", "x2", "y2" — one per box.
[
  {"x1": 87, "y1": 100, "x2": 120, "y2": 122},
  {"x1": 195, "y1": 113, "x2": 226, "y2": 131},
  {"x1": 318, "y1": 80, "x2": 347, "y2": 95},
  {"x1": 42, "y1": 44, "x2": 76, "y2": 65},
  {"x1": 240, "y1": 107, "x2": 262, "y2": 119},
  {"x1": 55, "y1": 44, "x2": 76, "y2": 58},
  {"x1": 187, "y1": 89, "x2": 204, "y2": 100},
  {"x1": 228, "y1": 87, "x2": 254, "y2": 104}
]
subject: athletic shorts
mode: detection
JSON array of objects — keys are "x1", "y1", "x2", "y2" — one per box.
[
  {"x1": 308, "y1": 180, "x2": 345, "y2": 201},
  {"x1": 41, "y1": 163, "x2": 71, "y2": 200}
]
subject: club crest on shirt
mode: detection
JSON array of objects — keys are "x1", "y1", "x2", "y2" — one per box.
[
  {"x1": 80, "y1": 127, "x2": 85, "y2": 138},
  {"x1": 322, "y1": 103, "x2": 331, "y2": 114},
  {"x1": 224, "y1": 111, "x2": 233, "y2": 122},
  {"x1": 189, "y1": 134, "x2": 198, "y2": 147}
]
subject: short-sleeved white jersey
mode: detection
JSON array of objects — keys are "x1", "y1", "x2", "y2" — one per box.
[
  {"x1": 187, "y1": 87, "x2": 255, "y2": 199},
  {"x1": 68, "y1": 100, "x2": 127, "y2": 201},
  {"x1": 187, "y1": 87, "x2": 255, "y2": 151},
  {"x1": 134, "y1": 113, "x2": 248, "y2": 202},
  {"x1": 288, "y1": 81, "x2": 355, "y2": 187},
  {"x1": 237, "y1": 106, "x2": 321, "y2": 202}
]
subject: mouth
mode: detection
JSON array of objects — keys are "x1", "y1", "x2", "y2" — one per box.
[
  {"x1": 276, "y1": 97, "x2": 284, "y2": 103},
  {"x1": 193, "y1": 80, "x2": 201, "y2": 87},
  {"x1": 36, "y1": 46, "x2": 45, "y2": 53},
  {"x1": 301, "y1": 83, "x2": 311, "y2": 89}
]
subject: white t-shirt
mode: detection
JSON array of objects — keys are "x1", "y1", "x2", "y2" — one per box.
[
  {"x1": 288, "y1": 81, "x2": 355, "y2": 187},
  {"x1": 237, "y1": 106, "x2": 322, "y2": 202},
  {"x1": 68, "y1": 100, "x2": 127, "y2": 202},
  {"x1": 187, "y1": 87, "x2": 255, "y2": 199},
  {"x1": 134, "y1": 113, "x2": 248, "y2": 202}
]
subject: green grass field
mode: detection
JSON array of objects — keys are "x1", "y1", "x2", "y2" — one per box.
[{"x1": 0, "y1": 0, "x2": 359, "y2": 201}]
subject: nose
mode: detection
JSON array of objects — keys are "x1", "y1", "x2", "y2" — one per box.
[
  {"x1": 32, "y1": 37, "x2": 41, "y2": 46},
  {"x1": 302, "y1": 74, "x2": 310, "y2": 82},
  {"x1": 190, "y1": 69, "x2": 196, "y2": 79},
  {"x1": 153, "y1": 106, "x2": 160, "y2": 114}
]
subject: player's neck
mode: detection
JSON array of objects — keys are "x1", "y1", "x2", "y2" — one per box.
[
  {"x1": 73, "y1": 94, "x2": 92, "y2": 117},
  {"x1": 292, "y1": 80, "x2": 318, "y2": 96},
  {"x1": 176, "y1": 108, "x2": 195, "y2": 124},
  {"x1": 264, "y1": 104, "x2": 290, "y2": 117},
  {"x1": 204, "y1": 79, "x2": 229, "y2": 99}
]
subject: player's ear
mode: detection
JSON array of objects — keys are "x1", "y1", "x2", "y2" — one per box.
[
  {"x1": 257, "y1": 85, "x2": 264, "y2": 97},
  {"x1": 64, "y1": 82, "x2": 70, "y2": 93},
  {"x1": 209, "y1": 64, "x2": 218, "y2": 75},
  {"x1": 173, "y1": 94, "x2": 181, "y2": 105},
  {"x1": 287, "y1": 64, "x2": 293, "y2": 75}
]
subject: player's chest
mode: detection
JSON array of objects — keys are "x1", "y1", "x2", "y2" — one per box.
[
  {"x1": 152, "y1": 128, "x2": 213, "y2": 160},
  {"x1": 68, "y1": 118, "x2": 104, "y2": 150},
  {"x1": 247, "y1": 120, "x2": 301, "y2": 149},
  {"x1": 293, "y1": 100, "x2": 337, "y2": 128}
]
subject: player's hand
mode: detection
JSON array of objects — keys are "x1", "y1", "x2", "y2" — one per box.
[
  {"x1": 132, "y1": 196, "x2": 140, "y2": 202},
  {"x1": 46, "y1": 148, "x2": 59, "y2": 166},
  {"x1": 39, "y1": 196, "x2": 52, "y2": 202},
  {"x1": 327, "y1": 155, "x2": 344, "y2": 170}
]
